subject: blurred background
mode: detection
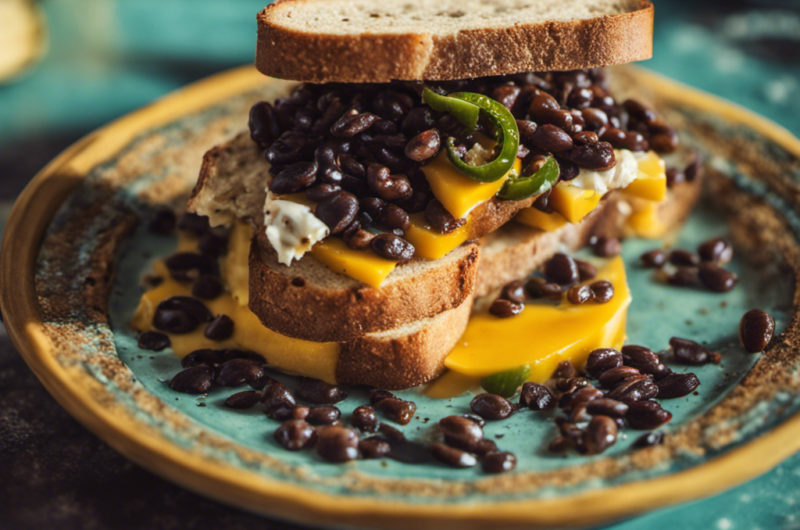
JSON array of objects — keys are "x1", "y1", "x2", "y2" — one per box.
[{"x1": 1, "y1": 1, "x2": 800, "y2": 529}]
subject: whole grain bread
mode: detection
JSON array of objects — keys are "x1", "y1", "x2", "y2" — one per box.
[{"x1": 256, "y1": 0, "x2": 654, "y2": 83}]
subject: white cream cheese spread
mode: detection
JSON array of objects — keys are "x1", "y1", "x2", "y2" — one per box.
[{"x1": 263, "y1": 192, "x2": 329, "y2": 265}]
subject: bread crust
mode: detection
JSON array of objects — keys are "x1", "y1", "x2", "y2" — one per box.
[
  {"x1": 255, "y1": 1, "x2": 654, "y2": 83},
  {"x1": 336, "y1": 295, "x2": 473, "y2": 389},
  {"x1": 249, "y1": 231, "x2": 479, "y2": 341}
]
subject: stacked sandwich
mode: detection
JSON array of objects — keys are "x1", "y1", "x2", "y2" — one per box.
[{"x1": 146, "y1": 0, "x2": 702, "y2": 390}]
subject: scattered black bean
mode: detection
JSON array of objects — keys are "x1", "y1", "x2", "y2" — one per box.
[
  {"x1": 375, "y1": 397, "x2": 417, "y2": 425},
  {"x1": 640, "y1": 249, "x2": 666, "y2": 268},
  {"x1": 169, "y1": 365, "x2": 212, "y2": 394},
  {"x1": 586, "y1": 398, "x2": 629, "y2": 418},
  {"x1": 191, "y1": 275, "x2": 223, "y2": 300},
  {"x1": 589, "y1": 280, "x2": 614, "y2": 303},
  {"x1": 482, "y1": 451, "x2": 517, "y2": 473},
  {"x1": 306, "y1": 405, "x2": 341, "y2": 425},
  {"x1": 669, "y1": 337, "x2": 721, "y2": 365},
  {"x1": 626, "y1": 400, "x2": 673, "y2": 430},
  {"x1": 698, "y1": 262, "x2": 739, "y2": 293},
  {"x1": 138, "y1": 330, "x2": 170, "y2": 351},
  {"x1": 598, "y1": 365, "x2": 641, "y2": 389},
  {"x1": 261, "y1": 380, "x2": 297, "y2": 420},
  {"x1": 204, "y1": 314, "x2": 234, "y2": 341},
  {"x1": 575, "y1": 260, "x2": 597, "y2": 281},
  {"x1": 544, "y1": 253, "x2": 580, "y2": 285},
  {"x1": 296, "y1": 377, "x2": 348, "y2": 404},
  {"x1": 430, "y1": 442, "x2": 477, "y2": 468},
  {"x1": 592, "y1": 236, "x2": 621, "y2": 257},
  {"x1": 608, "y1": 374, "x2": 658, "y2": 404},
  {"x1": 352, "y1": 405, "x2": 379, "y2": 432},
  {"x1": 621, "y1": 345, "x2": 667, "y2": 377},
  {"x1": 489, "y1": 299, "x2": 524, "y2": 318},
  {"x1": 215, "y1": 358, "x2": 264, "y2": 387},
  {"x1": 370, "y1": 233, "x2": 415, "y2": 261},
  {"x1": 525, "y1": 277, "x2": 562, "y2": 299},
  {"x1": 359, "y1": 437, "x2": 391, "y2": 459},
  {"x1": 585, "y1": 348, "x2": 623, "y2": 378},
  {"x1": 439, "y1": 415, "x2": 484, "y2": 452},
  {"x1": 519, "y1": 382, "x2": 555, "y2": 410},
  {"x1": 583, "y1": 415, "x2": 618, "y2": 455},
  {"x1": 225, "y1": 390, "x2": 261, "y2": 409},
  {"x1": 633, "y1": 431, "x2": 664, "y2": 448},
  {"x1": 698, "y1": 237, "x2": 733, "y2": 265},
  {"x1": 567, "y1": 284, "x2": 594, "y2": 305},
  {"x1": 500, "y1": 280, "x2": 526, "y2": 303},
  {"x1": 470, "y1": 393, "x2": 515, "y2": 421},
  {"x1": 153, "y1": 296, "x2": 212, "y2": 334},
  {"x1": 739, "y1": 309, "x2": 775, "y2": 353},
  {"x1": 275, "y1": 420, "x2": 317, "y2": 451},
  {"x1": 655, "y1": 372, "x2": 701, "y2": 399},
  {"x1": 669, "y1": 249, "x2": 699, "y2": 267},
  {"x1": 667, "y1": 266, "x2": 700, "y2": 287}
]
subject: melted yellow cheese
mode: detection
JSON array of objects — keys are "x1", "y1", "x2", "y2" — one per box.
[
  {"x1": 421, "y1": 149, "x2": 521, "y2": 220},
  {"x1": 442, "y1": 257, "x2": 630, "y2": 382},
  {"x1": 622, "y1": 151, "x2": 667, "y2": 202},
  {"x1": 131, "y1": 238, "x2": 339, "y2": 383},
  {"x1": 626, "y1": 200, "x2": 669, "y2": 239},
  {"x1": 404, "y1": 213, "x2": 470, "y2": 260},
  {"x1": 514, "y1": 207, "x2": 570, "y2": 232},
  {"x1": 310, "y1": 237, "x2": 397, "y2": 288},
  {"x1": 549, "y1": 185, "x2": 603, "y2": 224},
  {"x1": 221, "y1": 221, "x2": 252, "y2": 305}
]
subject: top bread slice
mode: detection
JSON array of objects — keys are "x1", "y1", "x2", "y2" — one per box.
[{"x1": 256, "y1": 0, "x2": 653, "y2": 82}]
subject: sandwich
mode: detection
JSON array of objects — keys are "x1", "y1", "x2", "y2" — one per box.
[{"x1": 132, "y1": 0, "x2": 702, "y2": 392}]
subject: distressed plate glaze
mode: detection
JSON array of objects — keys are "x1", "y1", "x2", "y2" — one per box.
[{"x1": 3, "y1": 66, "x2": 800, "y2": 530}]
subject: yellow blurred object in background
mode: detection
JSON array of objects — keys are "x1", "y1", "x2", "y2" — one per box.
[{"x1": 0, "y1": 0, "x2": 47, "y2": 83}]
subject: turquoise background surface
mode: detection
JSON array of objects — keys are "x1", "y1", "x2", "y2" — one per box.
[{"x1": 2, "y1": 1, "x2": 800, "y2": 529}]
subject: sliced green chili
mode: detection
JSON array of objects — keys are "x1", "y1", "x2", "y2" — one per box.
[
  {"x1": 498, "y1": 156, "x2": 560, "y2": 201},
  {"x1": 422, "y1": 88, "x2": 520, "y2": 184},
  {"x1": 480, "y1": 364, "x2": 531, "y2": 398}
]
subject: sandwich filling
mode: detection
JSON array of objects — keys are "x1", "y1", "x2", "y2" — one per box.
[{"x1": 215, "y1": 69, "x2": 679, "y2": 286}]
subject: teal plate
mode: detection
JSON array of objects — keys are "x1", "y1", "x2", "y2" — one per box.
[{"x1": 4, "y1": 66, "x2": 800, "y2": 530}]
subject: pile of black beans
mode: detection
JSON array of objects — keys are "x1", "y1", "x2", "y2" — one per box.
[
  {"x1": 641, "y1": 236, "x2": 739, "y2": 293},
  {"x1": 490, "y1": 252, "x2": 616, "y2": 317},
  {"x1": 247, "y1": 69, "x2": 678, "y2": 260}
]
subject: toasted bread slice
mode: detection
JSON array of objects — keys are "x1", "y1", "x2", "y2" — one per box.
[{"x1": 256, "y1": 0, "x2": 653, "y2": 83}]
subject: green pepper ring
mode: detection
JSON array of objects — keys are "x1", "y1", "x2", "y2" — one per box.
[{"x1": 497, "y1": 156, "x2": 561, "y2": 201}]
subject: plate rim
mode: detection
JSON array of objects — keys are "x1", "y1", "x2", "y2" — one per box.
[{"x1": 3, "y1": 65, "x2": 800, "y2": 530}]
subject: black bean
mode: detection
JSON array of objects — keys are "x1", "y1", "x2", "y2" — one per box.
[
  {"x1": 499, "y1": 280, "x2": 526, "y2": 304},
  {"x1": 380, "y1": 204, "x2": 411, "y2": 231},
  {"x1": 359, "y1": 437, "x2": 391, "y2": 459},
  {"x1": 274, "y1": 420, "x2": 317, "y2": 451},
  {"x1": 369, "y1": 389, "x2": 395, "y2": 405},
  {"x1": 314, "y1": 143, "x2": 345, "y2": 184},
  {"x1": 640, "y1": 249, "x2": 667, "y2": 268},
  {"x1": 375, "y1": 397, "x2": 416, "y2": 425},
  {"x1": 191, "y1": 275, "x2": 223, "y2": 301},
  {"x1": 585, "y1": 348, "x2": 623, "y2": 378},
  {"x1": 401, "y1": 107, "x2": 436, "y2": 135},
  {"x1": 295, "y1": 378, "x2": 347, "y2": 404},
  {"x1": 554, "y1": 375, "x2": 590, "y2": 394},
  {"x1": 331, "y1": 109, "x2": 378, "y2": 137},
  {"x1": 489, "y1": 299, "x2": 524, "y2": 318},
  {"x1": 470, "y1": 393, "x2": 514, "y2": 421},
  {"x1": 739, "y1": 309, "x2": 775, "y2": 353},
  {"x1": 261, "y1": 380, "x2": 297, "y2": 420},
  {"x1": 589, "y1": 281, "x2": 614, "y2": 304},
  {"x1": 552, "y1": 361, "x2": 578, "y2": 380},
  {"x1": 592, "y1": 236, "x2": 622, "y2": 257},
  {"x1": 165, "y1": 252, "x2": 217, "y2": 282},
  {"x1": 492, "y1": 84, "x2": 522, "y2": 109},
  {"x1": 573, "y1": 131, "x2": 599, "y2": 146},
  {"x1": 248, "y1": 101, "x2": 280, "y2": 148},
  {"x1": 669, "y1": 337, "x2": 722, "y2": 365},
  {"x1": 439, "y1": 415, "x2": 483, "y2": 452},
  {"x1": 291, "y1": 405, "x2": 310, "y2": 420},
  {"x1": 177, "y1": 212, "x2": 210, "y2": 236},
  {"x1": 544, "y1": 253, "x2": 580, "y2": 285},
  {"x1": 575, "y1": 260, "x2": 597, "y2": 281},
  {"x1": 352, "y1": 405, "x2": 379, "y2": 432},
  {"x1": 474, "y1": 438, "x2": 498, "y2": 457},
  {"x1": 425, "y1": 199, "x2": 466, "y2": 234},
  {"x1": 556, "y1": 157, "x2": 580, "y2": 181},
  {"x1": 698, "y1": 237, "x2": 733, "y2": 265},
  {"x1": 315, "y1": 191, "x2": 359, "y2": 234},
  {"x1": 666, "y1": 167, "x2": 685, "y2": 187},
  {"x1": 153, "y1": 296, "x2": 212, "y2": 334},
  {"x1": 626, "y1": 400, "x2": 673, "y2": 430},
  {"x1": 373, "y1": 91, "x2": 413, "y2": 122},
  {"x1": 264, "y1": 131, "x2": 310, "y2": 166},
  {"x1": 525, "y1": 277, "x2": 562, "y2": 299},
  {"x1": 482, "y1": 451, "x2": 517, "y2": 474},
  {"x1": 215, "y1": 359, "x2": 264, "y2": 387},
  {"x1": 581, "y1": 107, "x2": 609, "y2": 133},
  {"x1": 561, "y1": 386, "x2": 603, "y2": 410},
  {"x1": 370, "y1": 233, "x2": 415, "y2": 261},
  {"x1": 530, "y1": 124, "x2": 573, "y2": 153},
  {"x1": 269, "y1": 161, "x2": 318, "y2": 194},
  {"x1": 570, "y1": 141, "x2": 616, "y2": 171},
  {"x1": 516, "y1": 119, "x2": 538, "y2": 145},
  {"x1": 598, "y1": 365, "x2": 641, "y2": 389},
  {"x1": 204, "y1": 314, "x2": 234, "y2": 341},
  {"x1": 306, "y1": 405, "x2": 341, "y2": 425},
  {"x1": 586, "y1": 398, "x2": 629, "y2": 418},
  {"x1": 343, "y1": 225, "x2": 374, "y2": 251},
  {"x1": 461, "y1": 413, "x2": 486, "y2": 428},
  {"x1": 621, "y1": 345, "x2": 667, "y2": 377},
  {"x1": 316, "y1": 426, "x2": 359, "y2": 462},
  {"x1": 169, "y1": 365, "x2": 212, "y2": 394},
  {"x1": 366, "y1": 164, "x2": 412, "y2": 201},
  {"x1": 148, "y1": 207, "x2": 177, "y2": 235},
  {"x1": 567, "y1": 284, "x2": 593, "y2": 305},
  {"x1": 305, "y1": 184, "x2": 341, "y2": 204},
  {"x1": 600, "y1": 128, "x2": 648, "y2": 151},
  {"x1": 138, "y1": 330, "x2": 170, "y2": 351},
  {"x1": 225, "y1": 390, "x2": 261, "y2": 409},
  {"x1": 633, "y1": 431, "x2": 664, "y2": 448},
  {"x1": 668, "y1": 266, "x2": 700, "y2": 287},
  {"x1": 649, "y1": 126, "x2": 679, "y2": 154},
  {"x1": 608, "y1": 374, "x2": 658, "y2": 404},
  {"x1": 517, "y1": 382, "x2": 553, "y2": 410},
  {"x1": 656, "y1": 372, "x2": 701, "y2": 399},
  {"x1": 583, "y1": 415, "x2": 618, "y2": 455},
  {"x1": 669, "y1": 249, "x2": 699, "y2": 267},
  {"x1": 698, "y1": 262, "x2": 739, "y2": 292},
  {"x1": 404, "y1": 129, "x2": 440, "y2": 162},
  {"x1": 430, "y1": 442, "x2": 477, "y2": 468},
  {"x1": 181, "y1": 348, "x2": 225, "y2": 368},
  {"x1": 567, "y1": 86, "x2": 594, "y2": 109}
]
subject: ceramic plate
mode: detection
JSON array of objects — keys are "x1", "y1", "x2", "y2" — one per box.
[{"x1": 4, "y1": 66, "x2": 800, "y2": 530}]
